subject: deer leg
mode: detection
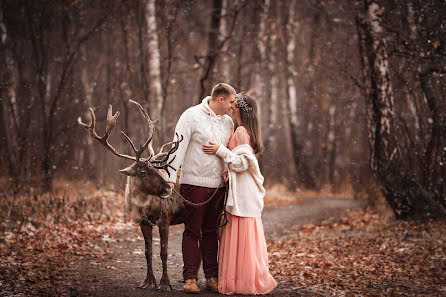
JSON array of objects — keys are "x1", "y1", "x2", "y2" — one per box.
[
  {"x1": 157, "y1": 222, "x2": 172, "y2": 291},
  {"x1": 138, "y1": 222, "x2": 157, "y2": 289}
]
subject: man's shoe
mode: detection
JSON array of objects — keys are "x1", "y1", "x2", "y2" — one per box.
[
  {"x1": 206, "y1": 277, "x2": 218, "y2": 293},
  {"x1": 184, "y1": 279, "x2": 200, "y2": 294}
]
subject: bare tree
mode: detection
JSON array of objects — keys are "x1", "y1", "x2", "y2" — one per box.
[
  {"x1": 0, "y1": 1, "x2": 33, "y2": 192},
  {"x1": 217, "y1": 0, "x2": 230, "y2": 82},
  {"x1": 246, "y1": 0, "x2": 270, "y2": 148},
  {"x1": 5, "y1": 0, "x2": 442, "y2": 203},
  {"x1": 145, "y1": 0, "x2": 164, "y2": 118},
  {"x1": 356, "y1": 0, "x2": 446, "y2": 218},
  {"x1": 197, "y1": 0, "x2": 246, "y2": 101},
  {"x1": 252, "y1": 0, "x2": 269, "y2": 103},
  {"x1": 266, "y1": 3, "x2": 279, "y2": 134},
  {"x1": 24, "y1": 2, "x2": 111, "y2": 192},
  {"x1": 198, "y1": 0, "x2": 223, "y2": 101},
  {"x1": 283, "y1": 0, "x2": 317, "y2": 189}
]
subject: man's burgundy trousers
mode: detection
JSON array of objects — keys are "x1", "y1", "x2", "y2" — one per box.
[{"x1": 180, "y1": 184, "x2": 225, "y2": 281}]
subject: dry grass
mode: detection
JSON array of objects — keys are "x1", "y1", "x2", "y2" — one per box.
[
  {"x1": 0, "y1": 179, "x2": 125, "y2": 231},
  {"x1": 264, "y1": 184, "x2": 302, "y2": 206},
  {"x1": 298, "y1": 183, "x2": 357, "y2": 199},
  {"x1": 1, "y1": 179, "x2": 364, "y2": 231},
  {"x1": 264, "y1": 183, "x2": 358, "y2": 207}
]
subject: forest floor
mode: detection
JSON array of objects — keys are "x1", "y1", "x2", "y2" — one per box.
[{"x1": 1, "y1": 191, "x2": 445, "y2": 297}]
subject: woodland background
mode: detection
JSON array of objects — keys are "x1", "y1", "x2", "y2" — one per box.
[
  {"x1": 0, "y1": 0, "x2": 445, "y2": 219},
  {"x1": 1, "y1": 1, "x2": 446, "y2": 296}
]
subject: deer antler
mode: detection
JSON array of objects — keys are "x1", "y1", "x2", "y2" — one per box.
[
  {"x1": 129, "y1": 99, "x2": 159, "y2": 158},
  {"x1": 151, "y1": 133, "x2": 184, "y2": 177},
  {"x1": 151, "y1": 135, "x2": 181, "y2": 161},
  {"x1": 78, "y1": 100, "x2": 183, "y2": 177},
  {"x1": 78, "y1": 105, "x2": 136, "y2": 161},
  {"x1": 127, "y1": 99, "x2": 183, "y2": 176}
]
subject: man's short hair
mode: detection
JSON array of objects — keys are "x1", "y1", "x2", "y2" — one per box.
[{"x1": 211, "y1": 83, "x2": 236, "y2": 100}]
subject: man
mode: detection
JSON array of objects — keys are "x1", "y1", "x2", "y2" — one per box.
[{"x1": 165, "y1": 83, "x2": 236, "y2": 293}]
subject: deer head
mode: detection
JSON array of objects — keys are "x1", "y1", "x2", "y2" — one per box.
[{"x1": 78, "y1": 100, "x2": 183, "y2": 199}]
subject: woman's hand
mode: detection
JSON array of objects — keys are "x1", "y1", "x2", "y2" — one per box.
[{"x1": 202, "y1": 141, "x2": 220, "y2": 154}]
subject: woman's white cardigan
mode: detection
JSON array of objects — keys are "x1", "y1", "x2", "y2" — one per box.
[{"x1": 216, "y1": 144, "x2": 265, "y2": 218}]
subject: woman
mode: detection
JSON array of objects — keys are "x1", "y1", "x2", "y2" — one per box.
[{"x1": 202, "y1": 92, "x2": 277, "y2": 295}]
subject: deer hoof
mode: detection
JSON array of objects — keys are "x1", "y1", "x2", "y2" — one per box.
[
  {"x1": 138, "y1": 278, "x2": 156, "y2": 290},
  {"x1": 156, "y1": 283, "x2": 172, "y2": 292}
]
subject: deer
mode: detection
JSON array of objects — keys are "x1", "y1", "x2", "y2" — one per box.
[{"x1": 78, "y1": 100, "x2": 185, "y2": 291}]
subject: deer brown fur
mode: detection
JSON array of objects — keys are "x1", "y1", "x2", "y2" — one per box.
[
  {"x1": 78, "y1": 100, "x2": 185, "y2": 291},
  {"x1": 124, "y1": 175, "x2": 185, "y2": 291}
]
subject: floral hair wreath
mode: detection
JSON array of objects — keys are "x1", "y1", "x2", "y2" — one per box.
[{"x1": 235, "y1": 92, "x2": 252, "y2": 113}]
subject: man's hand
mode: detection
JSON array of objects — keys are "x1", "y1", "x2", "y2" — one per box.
[
  {"x1": 202, "y1": 141, "x2": 220, "y2": 154},
  {"x1": 223, "y1": 171, "x2": 229, "y2": 182},
  {"x1": 168, "y1": 182, "x2": 175, "y2": 190}
]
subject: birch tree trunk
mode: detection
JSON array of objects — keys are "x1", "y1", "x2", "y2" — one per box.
[
  {"x1": 218, "y1": 0, "x2": 230, "y2": 82},
  {"x1": 284, "y1": 0, "x2": 315, "y2": 189},
  {"x1": 369, "y1": 3, "x2": 395, "y2": 163},
  {"x1": 266, "y1": 2, "x2": 278, "y2": 143},
  {"x1": 145, "y1": 0, "x2": 163, "y2": 118},
  {"x1": 286, "y1": 2, "x2": 298, "y2": 133},
  {"x1": 326, "y1": 105, "x2": 336, "y2": 186},
  {"x1": 406, "y1": 2, "x2": 417, "y2": 40},
  {"x1": 253, "y1": 0, "x2": 270, "y2": 126},
  {"x1": 80, "y1": 47, "x2": 96, "y2": 168},
  {"x1": 358, "y1": 1, "x2": 404, "y2": 216},
  {"x1": 357, "y1": 0, "x2": 445, "y2": 218}
]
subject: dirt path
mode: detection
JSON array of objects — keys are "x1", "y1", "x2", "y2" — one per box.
[{"x1": 70, "y1": 198, "x2": 363, "y2": 297}]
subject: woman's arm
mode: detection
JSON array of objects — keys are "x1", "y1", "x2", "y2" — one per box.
[
  {"x1": 203, "y1": 142, "x2": 249, "y2": 173},
  {"x1": 216, "y1": 145, "x2": 249, "y2": 172}
]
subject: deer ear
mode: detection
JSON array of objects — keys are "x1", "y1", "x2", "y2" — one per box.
[{"x1": 119, "y1": 163, "x2": 138, "y2": 176}]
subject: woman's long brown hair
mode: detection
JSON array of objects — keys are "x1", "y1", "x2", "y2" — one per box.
[{"x1": 237, "y1": 93, "x2": 264, "y2": 154}]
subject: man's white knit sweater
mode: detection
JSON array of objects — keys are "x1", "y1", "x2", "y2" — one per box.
[{"x1": 165, "y1": 97, "x2": 234, "y2": 188}]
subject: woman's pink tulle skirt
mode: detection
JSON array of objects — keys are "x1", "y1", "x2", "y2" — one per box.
[{"x1": 218, "y1": 213, "x2": 277, "y2": 295}]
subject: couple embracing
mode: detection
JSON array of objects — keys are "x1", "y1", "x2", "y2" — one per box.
[{"x1": 165, "y1": 83, "x2": 277, "y2": 295}]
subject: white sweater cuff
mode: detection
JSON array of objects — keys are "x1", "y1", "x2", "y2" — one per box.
[{"x1": 216, "y1": 145, "x2": 230, "y2": 159}]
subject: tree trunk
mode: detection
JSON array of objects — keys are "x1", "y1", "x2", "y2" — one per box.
[
  {"x1": 0, "y1": 6, "x2": 15, "y2": 188},
  {"x1": 160, "y1": 4, "x2": 179, "y2": 143},
  {"x1": 137, "y1": 2, "x2": 150, "y2": 114},
  {"x1": 253, "y1": 0, "x2": 270, "y2": 126},
  {"x1": 32, "y1": 9, "x2": 53, "y2": 192},
  {"x1": 41, "y1": 71, "x2": 54, "y2": 193},
  {"x1": 406, "y1": 2, "x2": 417, "y2": 40},
  {"x1": 419, "y1": 65, "x2": 446, "y2": 209},
  {"x1": 264, "y1": 3, "x2": 278, "y2": 149},
  {"x1": 80, "y1": 47, "x2": 97, "y2": 167},
  {"x1": 145, "y1": 0, "x2": 164, "y2": 118},
  {"x1": 252, "y1": 0, "x2": 270, "y2": 173},
  {"x1": 198, "y1": 0, "x2": 222, "y2": 101},
  {"x1": 1, "y1": 3, "x2": 35, "y2": 192},
  {"x1": 357, "y1": 0, "x2": 445, "y2": 219},
  {"x1": 218, "y1": 0, "x2": 230, "y2": 83},
  {"x1": 284, "y1": 0, "x2": 316, "y2": 189},
  {"x1": 326, "y1": 105, "x2": 336, "y2": 186}
]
